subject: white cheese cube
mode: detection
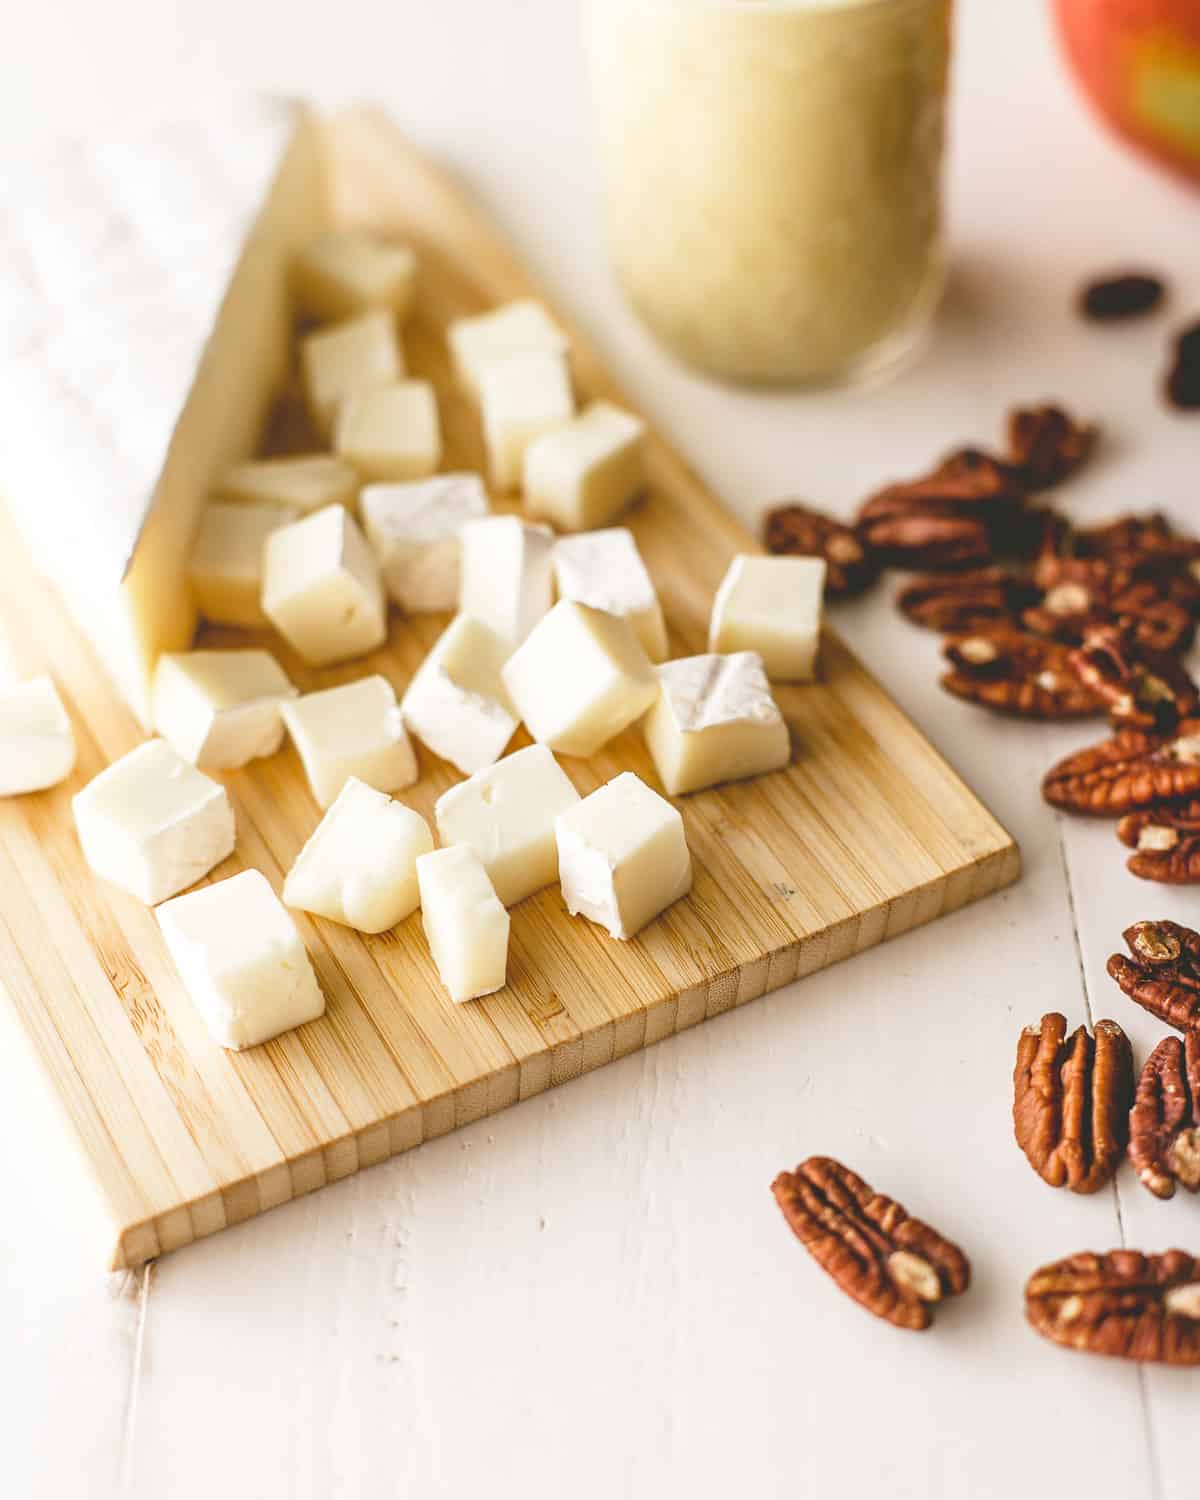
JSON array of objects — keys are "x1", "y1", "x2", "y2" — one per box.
[
  {"x1": 73, "y1": 739, "x2": 236, "y2": 905},
  {"x1": 448, "y1": 298, "x2": 569, "y2": 398},
  {"x1": 501, "y1": 601, "x2": 657, "y2": 758},
  {"x1": 283, "y1": 777, "x2": 433, "y2": 934},
  {"x1": 334, "y1": 380, "x2": 441, "y2": 483},
  {"x1": 219, "y1": 455, "x2": 360, "y2": 516},
  {"x1": 524, "y1": 402, "x2": 647, "y2": 533},
  {"x1": 479, "y1": 351, "x2": 575, "y2": 492},
  {"x1": 553, "y1": 528, "x2": 668, "y2": 662},
  {"x1": 189, "y1": 501, "x2": 297, "y2": 628},
  {"x1": 282, "y1": 675, "x2": 417, "y2": 810},
  {"x1": 262, "y1": 505, "x2": 386, "y2": 667},
  {"x1": 416, "y1": 845, "x2": 510, "y2": 1003},
  {"x1": 157, "y1": 869, "x2": 325, "y2": 1050},
  {"x1": 458, "y1": 516, "x2": 555, "y2": 645},
  {"x1": 293, "y1": 231, "x2": 418, "y2": 324},
  {"x1": 708, "y1": 555, "x2": 826, "y2": 682},
  {"x1": 360, "y1": 474, "x2": 489, "y2": 612},
  {"x1": 0, "y1": 676, "x2": 76, "y2": 795},
  {"x1": 643, "y1": 652, "x2": 790, "y2": 796},
  {"x1": 151, "y1": 649, "x2": 298, "y2": 771},
  {"x1": 556, "y1": 772, "x2": 692, "y2": 940},
  {"x1": 434, "y1": 745, "x2": 580, "y2": 907},
  {"x1": 401, "y1": 615, "x2": 518, "y2": 776},
  {"x1": 301, "y1": 310, "x2": 404, "y2": 439}
]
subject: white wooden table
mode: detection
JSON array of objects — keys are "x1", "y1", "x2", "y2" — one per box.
[{"x1": 3, "y1": 2, "x2": 1199, "y2": 1495}]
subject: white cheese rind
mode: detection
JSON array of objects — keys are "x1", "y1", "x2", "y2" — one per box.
[
  {"x1": 400, "y1": 615, "x2": 518, "y2": 776},
  {"x1": 219, "y1": 455, "x2": 360, "y2": 516},
  {"x1": 553, "y1": 527, "x2": 667, "y2": 661},
  {"x1": 73, "y1": 738, "x2": 236, "y2": 905},
  {"x1": 708, "y1": 555, "x2": 826, "y2": 682},
  {"x1": 334, "y1": 380, "x2": 441, "y2": 482},
  {"x1": 157, "y1": 868, "x2": 325, "y2": 1050},
  {"x1": 151, "y1": 649, "x2": 297, "y2": 770},
  {"x1": 524, "y1": 401, "x2": 646, "y2": 533},
  {"x1": 189, "y1": 501, "x2": 297, "y2": 628},
  {"x1": 458, "y1": 516, "x2": 555, "y2": 645},
  {"x1": 293, "y1": 231, "x2": 418, "y2": 324},
  {"x1": 434, "y1": 744, "x2": 580, "y2": 907},
  {"x1": 0, "y1": 676, "x2": 76, "y2": 795},
  {"x1": 448, "y1": 299, "x2": 569, "y2": 398},
  {"x1": 282, "y1": 675, "x2": 417, "y2": 810},
  {"x1": 300, "y1": 309, "x2": 404, "y2": 440},
  {"x1": 479, "y1": 351, "x2": 575, "y2": 492},
  {"x1": 360, "y1": 474, "x2": 489, "y2": 612},
  {"x1": 262, "y1": 504, "x2": 386, "y2": 667},
  {"x1": 416, "y1": 845, "x2": 510, "y2": 1003}
]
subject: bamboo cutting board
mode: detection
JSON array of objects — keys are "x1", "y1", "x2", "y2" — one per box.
[{"x1": 0, "y1": 110, "x2": 1019, "y2": 1268}]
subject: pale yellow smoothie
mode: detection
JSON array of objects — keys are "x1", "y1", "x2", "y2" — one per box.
[{"x1": 584, "y1": 0, "x2": 952, "y2": 386}]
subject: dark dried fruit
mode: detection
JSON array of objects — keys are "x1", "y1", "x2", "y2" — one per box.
[
  {"x1": 1042, "y1": 720, "x2": 1200, "y2": 815},
  {"x1": 1080, "y1": 272, "x2": 1166, "y2": 322},
  {"x1": 941, "y1": 629, "x2": 1100, "y2": 719},
  {"x1": 1129, "y1": 1034, "x2": 1200, "y2": 1199},
  {"x1": 1118, "y1": 805, "x2": 1200, "y2": 883},
  {"x1": 1070, "y1": 622, "x2": 1200, "y2": 731},
  {"x1": 1007, "y1": 403, "x2": 1097, "y2": 490},
  {"x1": 1108, "y1": 920, "x2": 1200, "y2": 1032},
  {"x1": 895, "y1": 567, "x2": 1032, "y2": 633},
  {"x1": 1026, "y1": 1250, "x2": 1200, "y2": 1364},
  {"x1": 1166, "y1": 321, "x2": 1200, "y2": 411},
  {"x1": 763, "y1": 503, "x2": 878, "y2": 598},
  {"x1": 1013, "y1": 1012, "x2": 1133, "y2": 1193},
  {"x1": 770, "y1": 1156, "x2": 970, "y2": 1331}
]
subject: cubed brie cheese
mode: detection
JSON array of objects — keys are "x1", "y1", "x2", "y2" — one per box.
[
  {"x1": 282, "y1": 675, "x2": 417, "y2": 810},
  {"x1": 458, "y1": 516, "x2": 555, "y2": 645},
  {"x1": 400, "y1": 615, "x2": 518, "y2": 776},
  {"x1": 416, "y1": 845, "x2": 510, "y2": 1003},
  {"x1": 501, "y1": 601, "x2": 657, "y2": 758},
  {"x1": 262, "y1": 504, "x2": 386, "y2": 667},
  {"x1": 434, "y1": 744, "x2": 580, "y2": 907},
  {"x1": 73, "y1": 739, "x2": 236, "y2": 905},
  {"x1": 301, "y1": 310, "x2": 404, "y2": 439},
  {"x1": 334, "y1": 380, "x2": 441, "y2": 482},
  {"x1": 283, "y1": 776, "x2": 433, "y2": 934},
  {"x1": 448, "y1": 298, "x2": 569, "y2": 398},
  {"x1": 219, "y1": 454, "x2": 360, "y2": 516},
  {"x1": 555, "y1": 772, "x2": 692, "y2": 940},
  {"x1": 524, "y1": 402, "x2": 647, "y2": 533},
  {"x1": 157, "y1": 868, "x2": 325, "y2": 1050},
  {"x1": 360, "y1": 474, "x2": 489, "y2": 612},
  {"x1": 189, "y1": 501, "x2": 297, "y2": 628},
  {"x1": 151, "y1": 649, "x2": 297, "y2": 770},
  {"x1": 643, "y1": 652, "x2": 790, "y2": 795},
  {"x1": 479, "y1": 351, "x2": 575, "y2": 492},
  {"x1": 0, "y1": 676, "x2": 76, "y2": 795},
  {"x1": 553, "y1": 528, "x2": 668, "y2": 662},
  {"x1": 708, "y1": 555, "x2": 826, "y2": 682},
  {"x1": 293, "y1": 231, "x2": 418, "y2": 324}
]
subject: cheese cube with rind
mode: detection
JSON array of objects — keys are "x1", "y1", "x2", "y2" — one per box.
[
  {"x1": 361, "y1": 474, "x2": 489, "y2": 612},
  {"x1": 0, "y1": 676, "x2": 76, "y2": 795},
  {"x1": 283, "y1": 777, "x2": 433, "y2": 934},
  {"x1": 73, "y1": 739, "x2": 236, "y2": 905},
  {"x1": 189, "y1": 501, "x2": 297, "y2": 628},
  {"x1": 262, "y1": 505, "x2": 386, "y2": 667},
  {"x1": 282, "y1": 675, "x2": 417, "y2": 810},
  {"x1": 301, "y1": 310, "x2": 404, "y2": 439},
  {"x1": 555, "y1": 772, "x2": 692, "y2": 940},
  {"x1": 459, "y1": 516, "x2": 555, "y2": 645},
  {"x1": 401, "y1": 615, "x2": 518, "y2": 776},
  {"x1": 708, "y1": 555, "x2": 826, "y2": 682},
  {"x1": 293, "y1": 231, "x2": 418, "y2": 324},
  {"x1": 219, "y1": 455, "x2": 359, "y2": 516},
  {"x1": 151, "y1": 649, "x2": 297, "y2": 770},
  {"x1": 448, "y1": 298, "x2": 569, "y2": 397},
  {"x1": 553, "y1": 528, "x2": 667, "y2": 661},
  {"x1": 157, "y1": 869, "x2": 325, "y2": 1050},
  {"x1": 435, "y1": 745, "x2": 580, "y2": 907},
  {"x1": 643, "y1": 652, "x2": 790, "y2": 795},
  {"x1": 334, "y1": 381, "x2": 441, "y2": 483},
  {"x1": 501, "y1": 601, "x2": 657, "y2": 758},
  {"x1": 524, "y1": 402, "x2": 647, "y2": 533},
  {"x1": 417, "y1": 845, "x2": 510, "y2": 1003},
  {"x1": 479, "y1": 351, "x2": 574, "y2": 492}
]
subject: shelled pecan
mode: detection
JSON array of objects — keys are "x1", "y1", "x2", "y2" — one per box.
[
  {"x1": 1108, "y1": 920, "x2": 1200, "y2": 1033},
  {"x1": 770, "y1": 1156, "x2": 970, "y2": 1331},
  {"x1": 1013, "y1": 1013, "x2": 1133, "y2": 1193},
  {"x1": 1073, "y1": 511, "x2": 1177, "y2": 563},
  {"x1": 1080, "y1": 272, "x2": 1166, "y2": 322},
  {"x1": 763, "y1": 503, "x2": 878, "y2": 598},
  {"x1": 1117, "y1": 806, "x2": 1200, "y2": 883},
  {"x1": 1006, "y1": 403, "x2": 1097, "y2": 490},
  {"x1": 1129, "y1": 1034, "x2": 1200, "y2": 1199},
  {"x1": 1024, "y1": 557, "x2": 1195, "y2": 654},
  {"x1": 1070, "y1": 623, "x2": 1200, "y2": 731},
  {"x1": 896, "y1": 567, "x2": 1032, "y2": 634},
  {"x1": 1042, "y1": 721, "x2": 1200, "y2": 815},
  {"x1": 1027, "y1": 1250, "x2": 1200, "y2": 1364},
  {"x1": 941, "y1": 629, "x2": 1100, "y2": 719}
]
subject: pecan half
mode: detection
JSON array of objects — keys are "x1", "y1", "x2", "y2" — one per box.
[
  {"x1": 1042, "y1": 720, "x2": 1200, "y2": 815},
  {"x1": 1024, "y1": 556, "x2": 1196, "y2": 654},
  {"x1": 1006, "y1": 403, "x2": 1097, "y2": 490},
  {"x1": 763, "y1": 503, "x2": 879, "y2": 598},
  {"x1": 770, "y1": 1157, "x2": 970, "y2": 1331},
  {"x1": 1073, "y1": 512, "x2": 1177, "y2": 563},
  {"x1": 1070, "y1": 622, "x2": 1200, "y2": 732},
  {"x1": 1117, "y1": 805, "x2": 1200, "y2": 883},
  {"x1": 1080, "y1": 272, "x2": 1166, "y2": 322},
  {"x1": 1129, "y1": 1034, "x2": 1200, "y2": 1199},
  {"x1": 1013, "y1": 1013, "x2": 1133, "y2": 1193},
  {"x1": 1108, "y1": 920, "x2": 1200, "y2": 1033},
  {"x1": 1166, "y1": 320, "x2": 1200, "y2": 411},
  {"x1": 941, "y1": 629, "x2": 1100, "y2": 719},
  {"x1": 1026, "y1": 1250, "x2": 1200, "y2": 1365},
  {"x1": 896, "y1": 567, "x2": 1033, "y2": 633}
]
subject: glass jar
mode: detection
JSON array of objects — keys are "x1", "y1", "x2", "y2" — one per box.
[{"x1": 583, "y1": 0, "x2": 953, "y2": 388}]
